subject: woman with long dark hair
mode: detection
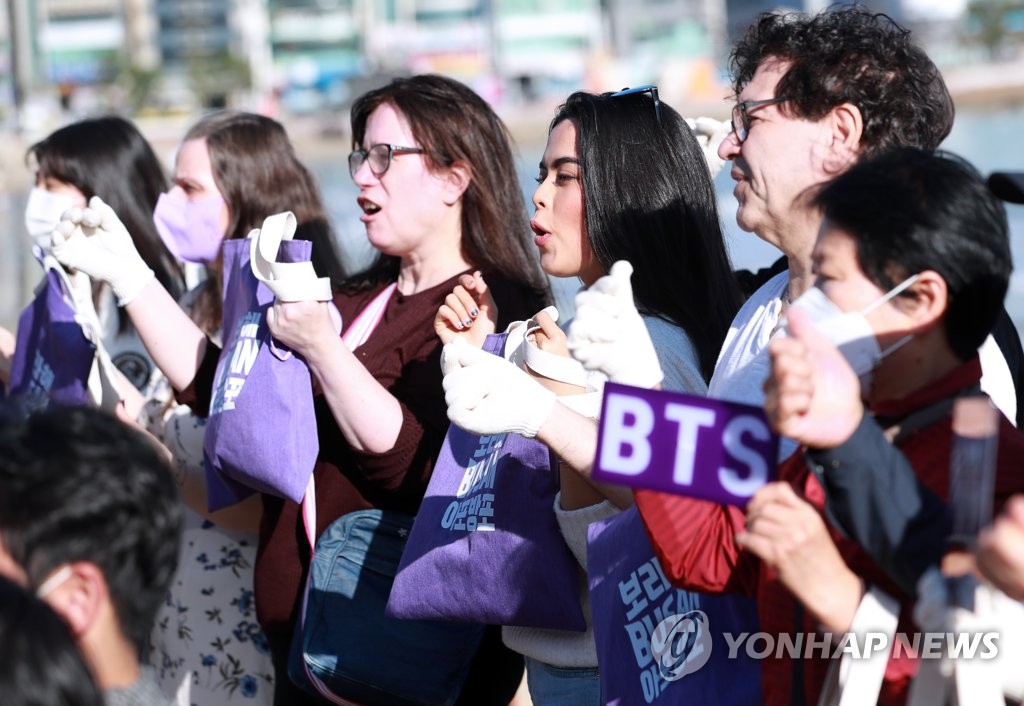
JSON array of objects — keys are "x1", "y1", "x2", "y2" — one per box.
[
  {"x1": 53, "y1": 76, "x2": 550, "y2": 705},
  {"x1": 438, "y1": 88, "x2": 745, "y2": 704},
  {"x1": 24, "y1": 116, "x2": 185, "y2": 392}
]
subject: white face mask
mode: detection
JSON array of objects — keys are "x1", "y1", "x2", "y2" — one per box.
[
  {"x1": 24, "y1": 187, "x2": 79, "y2": 251},
  {"x1": 35, "y1": 564, "x2": 73, "y2": 599},
  {"x1": 786, "y1": 273, "x2": 920, "y2": 394}
]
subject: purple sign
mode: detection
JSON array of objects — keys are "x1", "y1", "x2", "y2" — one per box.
[{"x1": 593, "y1": 383, "x2": 779, "y2": 507}]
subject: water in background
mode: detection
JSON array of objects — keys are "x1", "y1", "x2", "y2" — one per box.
[
  {"x1": 3, "y1": 103, "x2": 1024, "y2": 330},
  {"x1": 315, "y1": 102, "x2": 1024, "y2": 324}
]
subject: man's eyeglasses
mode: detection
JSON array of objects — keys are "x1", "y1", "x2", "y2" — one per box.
[
  {"x1": 610, "y1": 84, "x2": 661, "y2": 124},
  {"x1": 348, "y1": 143, "x2": 426, "y2": 179},
  {"x1": 730, "y1": 97, "x2": 789, "y2": 143}
]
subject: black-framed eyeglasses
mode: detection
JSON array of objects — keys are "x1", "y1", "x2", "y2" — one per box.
[
  {"x1": 730, "y1": 97, "x2": 789, "y2": 143},
  {"x1": 348, "y1": 143, "x2": 426, "y2": 179},
  {"x1": 610, "y1": 84, "x2": 661, "y2": 124}
]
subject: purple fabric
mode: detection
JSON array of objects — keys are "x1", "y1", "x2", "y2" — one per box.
[
  {"x1": 587, "y1": 506, "x2": 762, "y2": 705},
  {"x1": 386, "y1": 333, "x2": 586, "y2": 630},
  {"x1": 202, "y1": 238, "x2": 319, "y2": 510},
  {"x1": 8, "y1": 268, "x2": 95, "y2": 411}
]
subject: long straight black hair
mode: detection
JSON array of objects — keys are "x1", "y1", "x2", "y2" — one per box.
[
  {"x1": 552, "y1": 91, "x2": 742, "y2": 381},
  {"x1": 28, "y1": 116, "x2": 186, "y2": 329}
]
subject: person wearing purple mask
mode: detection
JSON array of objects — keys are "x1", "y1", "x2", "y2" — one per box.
[
  {"x1": 54, "y1": 76, "x2": 551, "y2": 706},
  {"x1": 145, "y1": 111, "x2": 346, "y2": 706},
  {"x1": 52, "y1": 111, "x2": 345, "y2": 706},
  {"x1": 152, "y1": 181, "x2": 228, "y2": 265}
]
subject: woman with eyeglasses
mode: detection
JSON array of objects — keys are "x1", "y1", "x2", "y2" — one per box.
[
  {"x1": 54, "y1": 75, "x2": 549, "y2": 705},
  {"x1": 261, "y1": 73, "x2": 549, "y2": 705},
  {"x1": 436, "y1": 88, "x2": 749, "y2": 704}
]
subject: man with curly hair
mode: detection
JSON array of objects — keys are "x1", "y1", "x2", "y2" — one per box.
[
  {"x1": 631, "y1": 6, "x2": 1019, "y2": 705},
  {"x1": 705, "y1": 7, "x2": 964, "y2": 415},
  {"x1": 703, "y1": 6, "x2": 1020, "y2": 431}
]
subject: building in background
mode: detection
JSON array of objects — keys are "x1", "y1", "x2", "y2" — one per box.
[
  {"x1": 40, "y1": 0, "x2": 124, "y2": 85},
  {"x1": 0, "y1": 0, "x2": 1021, "y2": 127}
]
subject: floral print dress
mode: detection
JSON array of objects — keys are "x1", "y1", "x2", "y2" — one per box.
[
  {"x1": 150, "y1": 506, "x2": 274, "y2": 702},
  {"x1": 140, "y1": 297, "x2": 274, "y2": 705}
]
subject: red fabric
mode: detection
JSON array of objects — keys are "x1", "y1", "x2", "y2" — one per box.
[{"x1": 636, "y1": 357, "x2": 1024, "y2": 706}]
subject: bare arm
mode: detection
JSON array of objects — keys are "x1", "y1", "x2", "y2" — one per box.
[
  {"x1": 268, "y1": 298, "x2": 404, "y2": 454},
  {"x1": 537, "y1": 403, "x2": 634, "y2": 509},
  {"x1": 124, "y1": 279, "x2": 209, "y2": 393}
]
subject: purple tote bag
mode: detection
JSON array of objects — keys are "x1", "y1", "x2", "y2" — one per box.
[
  {"x1": 588, "y1": 506, "x2": 762, "y2": 705},
  {"x1": 8, "y1": 264, "x2": 95, "y2": 412},
  {"x1": 386, "y1": 333, "x2": 586, "y2": 631},
  {"x1": 202, "y1": 237, "x2": 319, "y2": 510}
]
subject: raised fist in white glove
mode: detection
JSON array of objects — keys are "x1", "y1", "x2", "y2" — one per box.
[
  {"x1": 686, "y1": 116, "x2": 730, "y2": 179},
  {"x1": 51, "y1": 195, "x2": 154, "y2": 305},
  {"x1": 442, "y1": 337, "x2": 557, "y2": 438},
  {"x1": 567, "y1": 260, "x2": 663, "y2": 389}
]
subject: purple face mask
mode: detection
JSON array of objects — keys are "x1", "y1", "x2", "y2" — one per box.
[{"x1": 153, "y1": 191, "x2": 227, "y2": 264}]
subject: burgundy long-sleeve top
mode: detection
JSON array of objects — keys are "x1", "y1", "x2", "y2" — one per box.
[{"x1": 178, "y1": 270, "x2": 543, "y2": 662}]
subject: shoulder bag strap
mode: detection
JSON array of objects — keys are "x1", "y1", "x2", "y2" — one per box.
[
  {"x1": 302, "y1": 281, "x2": 397, "y2": 547},
  {"x1": 296, "y1": 282, "x2": 396, "y2": 705},
  {"x1": 302, "y1": 281, "x2": 397, "y2": 541}
]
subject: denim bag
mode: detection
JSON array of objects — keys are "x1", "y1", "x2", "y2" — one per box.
[
  {"x1": 287, "y1": 282, "x2": 483, "y2": 705},
  {"x1": 289, "y1": 508, "x2": 484, "y2": 705}
]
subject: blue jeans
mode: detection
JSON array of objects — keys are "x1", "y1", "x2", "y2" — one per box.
[{"x1": 524, "y1": 657, "x2": 601, "y2": 706}]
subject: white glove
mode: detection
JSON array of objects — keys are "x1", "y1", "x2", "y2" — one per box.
[
  {"x1": 686, "y1": 116, "x2": 730, "y2": 179},
  {"x1": 51, "y1": 195, "x2": 154, "y2": 306},
  {"x1": 567, "y1": 261, "x2": 663, "y2": 389},
  {"x1": 441, "y1": 338, "x2": 557, "y2": 438}
]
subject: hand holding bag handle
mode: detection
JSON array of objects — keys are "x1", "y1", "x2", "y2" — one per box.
[
  {"x1": 249, "y1": 211, "x2": 332, "y2": 303},
  {"x1": 300, "y1": 279, "x2": 397, "y2": 546},
  {"x1": 203, "y1": 213, "x2": 333, "y2": 507}
]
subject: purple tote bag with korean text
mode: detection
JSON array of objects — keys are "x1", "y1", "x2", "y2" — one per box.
[
  {"x1": 9, "y1": 264, "x2": 95, "y2": 412},
  {"x1": 202, "y1": 237, "x2": 319, "y2": 510},
  {"x1": 588, "y1": 506, "x2": 762, "y2": 705},
  {"x1": 386, "y1": 332, "x2": 586, "y2": 630}
]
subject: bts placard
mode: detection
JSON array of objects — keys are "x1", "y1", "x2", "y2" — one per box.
[{"x1": 593, "y1": 383, "x2": 779, "y2": 507}]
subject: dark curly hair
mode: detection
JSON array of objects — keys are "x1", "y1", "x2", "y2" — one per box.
[{"x1": 729, "y1": 5, "x2": 954, "y2": 156}]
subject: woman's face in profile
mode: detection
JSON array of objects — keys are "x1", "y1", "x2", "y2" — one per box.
[
  {"x1": 351, "y1": 103, "x2": 453, "y2": 259},
  {"x1": 170, "y1": 138, "x2": 231, "y2": 234},
  {"x1": 33, "y1": 173, "x2": 87, "y2": 209},
  {"x1": 530, "y1": 119, "x2": 601, "y2": 285}
]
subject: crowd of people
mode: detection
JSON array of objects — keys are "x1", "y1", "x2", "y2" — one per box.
[{"x1": 1, "y1": 5, "x2": 1023, "y2": 706}]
